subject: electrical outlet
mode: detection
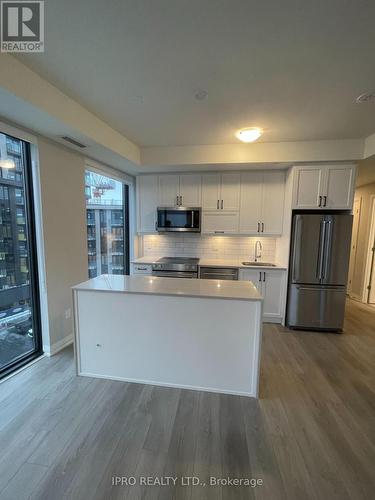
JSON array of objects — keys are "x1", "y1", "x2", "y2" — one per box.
[{"x1": 65, "y1": 308, "x2": 71, "y2": 320}]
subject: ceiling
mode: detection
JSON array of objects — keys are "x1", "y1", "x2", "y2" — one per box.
[{"x1": 15, "y1": 0, "x2": 375, "y2": 149}]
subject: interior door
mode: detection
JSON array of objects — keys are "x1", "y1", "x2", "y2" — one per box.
[
  {"x1": 239, "y1": 172, "x2": 263, "y2": 233},
  {"x1": 220, "y1": 173, "x2": 240, "y2": 211},
  {"x1": 202, "y1": 174, "x2": 221, "y2": 210},
  {"x1": 321, "y1": 214, "x2": 353, "y2": 286},
  {"x1": 291, "y1": 214, "x2": 324, "y2": 284},
  {"x1": 347, "y1": 198, "x2": 361, "y2": 292},
  {"x1": 261, "y1": 171, "x2": 285, "y2": 234},
  {"x1": 158, "y1": 175, "x2": 179, "y2": 206},
  {"x1": 179, "y1": 174, "x2": 201, "y2": 206}
]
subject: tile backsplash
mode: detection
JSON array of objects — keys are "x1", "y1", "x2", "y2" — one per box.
[{"x1": 141, "y1": 234, "x2": 277, "y2": 262}]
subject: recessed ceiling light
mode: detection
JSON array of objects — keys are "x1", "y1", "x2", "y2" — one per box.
[
  {"x1": 0, "y1": 159, "x2": 16, "y2": 169},
  {"x1": 356, "y1": 92, "x2": 375, "y2": 104},
  {"x1": 236, "y1": 127, "x2": 263, "y2": 143},
  {"x1": 195, "y1": 89, "x2": 208, "y2": 101}
]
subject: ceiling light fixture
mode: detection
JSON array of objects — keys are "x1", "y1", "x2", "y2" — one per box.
[
  {"x1": 356, "y1": 92, "x2": 375, "y2": 104},
  {"x1": 0, "y1": 159, "x2": 16, "y2": 169},
  {"x1": 236, "y1": 127, "x2": 263, "y2": 143},
  {"x1": 195, "y1": 89, "x2": 208, "y2": 101}
]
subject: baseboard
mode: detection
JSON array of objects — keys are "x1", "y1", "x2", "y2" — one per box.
[{"x1": 45, "y1": 334, "x2": 74, "y2": 356}]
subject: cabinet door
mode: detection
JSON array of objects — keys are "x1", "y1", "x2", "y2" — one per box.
[
  {"x1": 158, "y1": 175, "x2": 179, "y2": 206},
  {"x1": 238, "y1": 269, "x2": 263, "y2": 294},
  {"x1": 202, "y1": 212, "x2": 239, "y2": 234},
  {"x1": 179, "y1": 174, "x2": 201, "y2": 206},
  {"x1": 239, "y1": 172, "x2": 263, "y2": 234},
  {"x1": 324, "y1": 165, "x2": 355, "y2": 209},
  {"x1": 263, "y1": 271, "x2": 285, "y2": 321},
  {"x1": 262, "y1": 171, "x2": 285, "y2": 235},
  {"x1": 202, "y1": 174, "x2": 221, "y2": 210},
  {"x1": 137, "y1": 175, "x2": 158, "y2": 233},
  {"x1": 221, "y1": 173, "x2": 240, "y2": 211},
  {"x1": 293, "y1": 167, "x2": 324, "y2": 209}
]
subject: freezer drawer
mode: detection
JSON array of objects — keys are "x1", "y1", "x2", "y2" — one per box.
[{"x1": 287, "y1": 284, "x2": 346, "y2": 331}]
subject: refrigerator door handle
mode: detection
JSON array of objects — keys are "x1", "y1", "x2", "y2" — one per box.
[
  {"x1": 322, "y1": 219, "x2": 333, "y2": 280},
  {"x1": 316, "y1": 219, "x2": 326, "y2": 280},
  {"x1": 292, "y1": 215, "x2": 302, "y2": 282}
]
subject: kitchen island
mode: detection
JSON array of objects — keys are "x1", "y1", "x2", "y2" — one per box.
[{"x1": 72, "y1": 274, "x2": 263, "y2": 397}]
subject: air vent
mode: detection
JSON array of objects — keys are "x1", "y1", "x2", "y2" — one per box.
[
  {"x1": 356, "y1": 92, "x2": 375, "y2": 104},
  {"x1": 61, "y1": 136, "x2": 87, "y2": 148}
]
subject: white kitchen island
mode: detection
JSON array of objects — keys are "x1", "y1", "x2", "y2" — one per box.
[{"x1": 72, "y1": 274, "x2": 263, "y2": 397}]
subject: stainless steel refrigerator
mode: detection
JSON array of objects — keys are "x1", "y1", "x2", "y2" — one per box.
[{"x1": 287, "y1": 213, "x2": 353, "y2": 332}]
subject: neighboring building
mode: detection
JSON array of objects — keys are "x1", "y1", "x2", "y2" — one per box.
[{"x1": 85, "y1": 171, "x2": 125, "y2": 278}]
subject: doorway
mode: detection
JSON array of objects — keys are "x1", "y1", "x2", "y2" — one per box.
[
  {"x1": 0, "y1": 131, "x2": 42, "y2": 379},
  {"x1": 365, "y1": 195, "x2": 375, "y2": 305},
  {"x1": 347, "y1": 197, "x2": 361, "y2": 296}
]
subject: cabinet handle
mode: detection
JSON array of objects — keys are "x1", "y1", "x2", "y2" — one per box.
[
  {"x1": 259, "y1": 272, "x2": 262, "y2": 282},
  {"x1": 221, "y1": 200, "x2": 224, "y2": 209},
  {"x1": 176, "y1": 195, "x2": 179, "y2": 206},
  {"x1": 263, "y1": 272, "x2": 266, "y2": 282},
  {"x1": 217, "y1": 200, "x2": 219, "y2": 210},
  {"x1": 155, "y1": 220, "x2": 158, "y2": 231},
  {"x1": 261, "y1": 222, "x2": 264, "y2": 233},
  {"x1": 323, "y1": 195, "x2": 327, "y2": 207},
  {"x1": 180, "y1": 195, "x2": 183, "y2": 206},
  {"x1": 214, "y1": 231, "x2": 225, "y2": 234},
  {"x1": 257, "y1": 222, "x2": 260, "y2": 233},
  {"x1": 318, "y1": 195, "x2": 322, "y2": 207}
]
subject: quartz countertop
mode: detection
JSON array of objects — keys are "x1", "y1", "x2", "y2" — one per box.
[
  {"x1": 131, "y1": 256, "x2": 286, "y2": 270},
  {"x1": 73, "y1": 274, "x2": 262, "y2": 301}
]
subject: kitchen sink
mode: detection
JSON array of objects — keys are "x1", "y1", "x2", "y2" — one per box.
[{"x1": 242, "y1": 261, "x2": 276, "y2": 267}]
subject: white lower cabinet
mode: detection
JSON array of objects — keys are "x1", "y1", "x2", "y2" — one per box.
[{"x1": 239, "y1": 268, "x2": 286, "y2": 323}]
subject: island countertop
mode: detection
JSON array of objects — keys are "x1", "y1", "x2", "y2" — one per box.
[{"x1": 73, "y1": 274, "x2": 262, "y2": 301}]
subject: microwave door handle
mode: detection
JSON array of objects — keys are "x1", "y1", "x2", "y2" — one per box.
[{"x1": 191, "y1": 211, "x2": 194, "y2": 228}]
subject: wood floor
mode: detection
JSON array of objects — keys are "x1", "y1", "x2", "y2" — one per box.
[{"x1": 0, "y1": 299, "x2": 374, "y2": 500}]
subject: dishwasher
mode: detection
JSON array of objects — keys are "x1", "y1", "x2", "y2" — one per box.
[{"x1": 199, "y1": 267, "x2": 239, "y2": 280}]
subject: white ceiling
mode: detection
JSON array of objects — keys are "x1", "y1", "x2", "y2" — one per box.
[{"x1": 16, "y1": 0, "x2": 375, "y2": 148}]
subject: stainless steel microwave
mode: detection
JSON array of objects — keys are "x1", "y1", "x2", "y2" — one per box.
[{"x1": 156, "y1": 207, "x2": 201, "y2": 232}]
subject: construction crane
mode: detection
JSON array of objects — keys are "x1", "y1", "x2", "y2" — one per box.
[{"x1": 85, "y1": 172, "x2": 115, "y2": 199}]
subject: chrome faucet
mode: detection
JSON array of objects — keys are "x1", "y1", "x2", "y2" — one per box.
[{"x1": 254, "y1": 240, "x2": 262, "y2": 262}]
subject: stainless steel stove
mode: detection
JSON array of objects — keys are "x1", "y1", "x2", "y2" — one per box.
[{"x1": 152, "y1": 257, "x2": 199, "y2": 278}]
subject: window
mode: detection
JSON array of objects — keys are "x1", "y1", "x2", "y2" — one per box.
[
  {"x1": 85, "y1": 170, "x2": 129, "y2": 278},
  {"x1": 0, "y1": 131, "x2": 42, "y2": 378}
]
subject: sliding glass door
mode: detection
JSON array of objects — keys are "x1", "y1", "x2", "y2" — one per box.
[
  {"x1": 0, "y1": 132, "x2": 42, "y2": 378},
  {"x1": 85, "y1": 170, "x2": 129, "y2": 278}
]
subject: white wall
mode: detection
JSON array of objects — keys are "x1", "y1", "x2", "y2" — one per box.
[{"x1": 37, "y1": 138, "x2": 88, "y2": 352}]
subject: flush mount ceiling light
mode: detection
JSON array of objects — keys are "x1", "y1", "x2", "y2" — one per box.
[
  {"x1": 356, "y1": 92, "x2": 375, "y2": 104},
  {"x1": 194, "y1": 89, "x2": 208, "y2": 101},
  {"x1": 236, "y1": 127, "x2": 263, "y2": 143},
  {"x1": 0, "y1": 159, "x2": 16, "y2": 169}
]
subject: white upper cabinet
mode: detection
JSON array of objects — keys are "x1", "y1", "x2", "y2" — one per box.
[
  {"x1": 202, "y1": 211, "x2": 239, "y2": 234},
  {"x1": 137, "y1": 175, "x2": 159, "y2": 233},
  {"x1": 202, "y1": 173, "x2": 223, "y2": 210},
  {"x1": 324, "y1": 166, "x2": 355, "y2": 209},
  {"x1": 239, "y1": 172, "x2": 263, "y2": 233},
  {"x1": 292, "y1": 165, "x2": 355, "y2": 210},
  {"x1": 202, "y1": 173, "x2": 240, "y2": 211},
  {"x1": 262, "y1": 171, "x2": 285, "y2": 235},
  {"x1": 159, "y1": 174, "x2": 201, "y2": 207},
  {"x1": 158, "y1": 175, "x2": 180, "y2": 206},
  {"x1": 220, "y1": 173, "x2": 241, "y2": 211},
  {"x1": 239, "y1": 171, "x2": 285, "y2": 235},
  {"x1": 179, "y1": 174, "x2": 202, "y2": 206}
]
